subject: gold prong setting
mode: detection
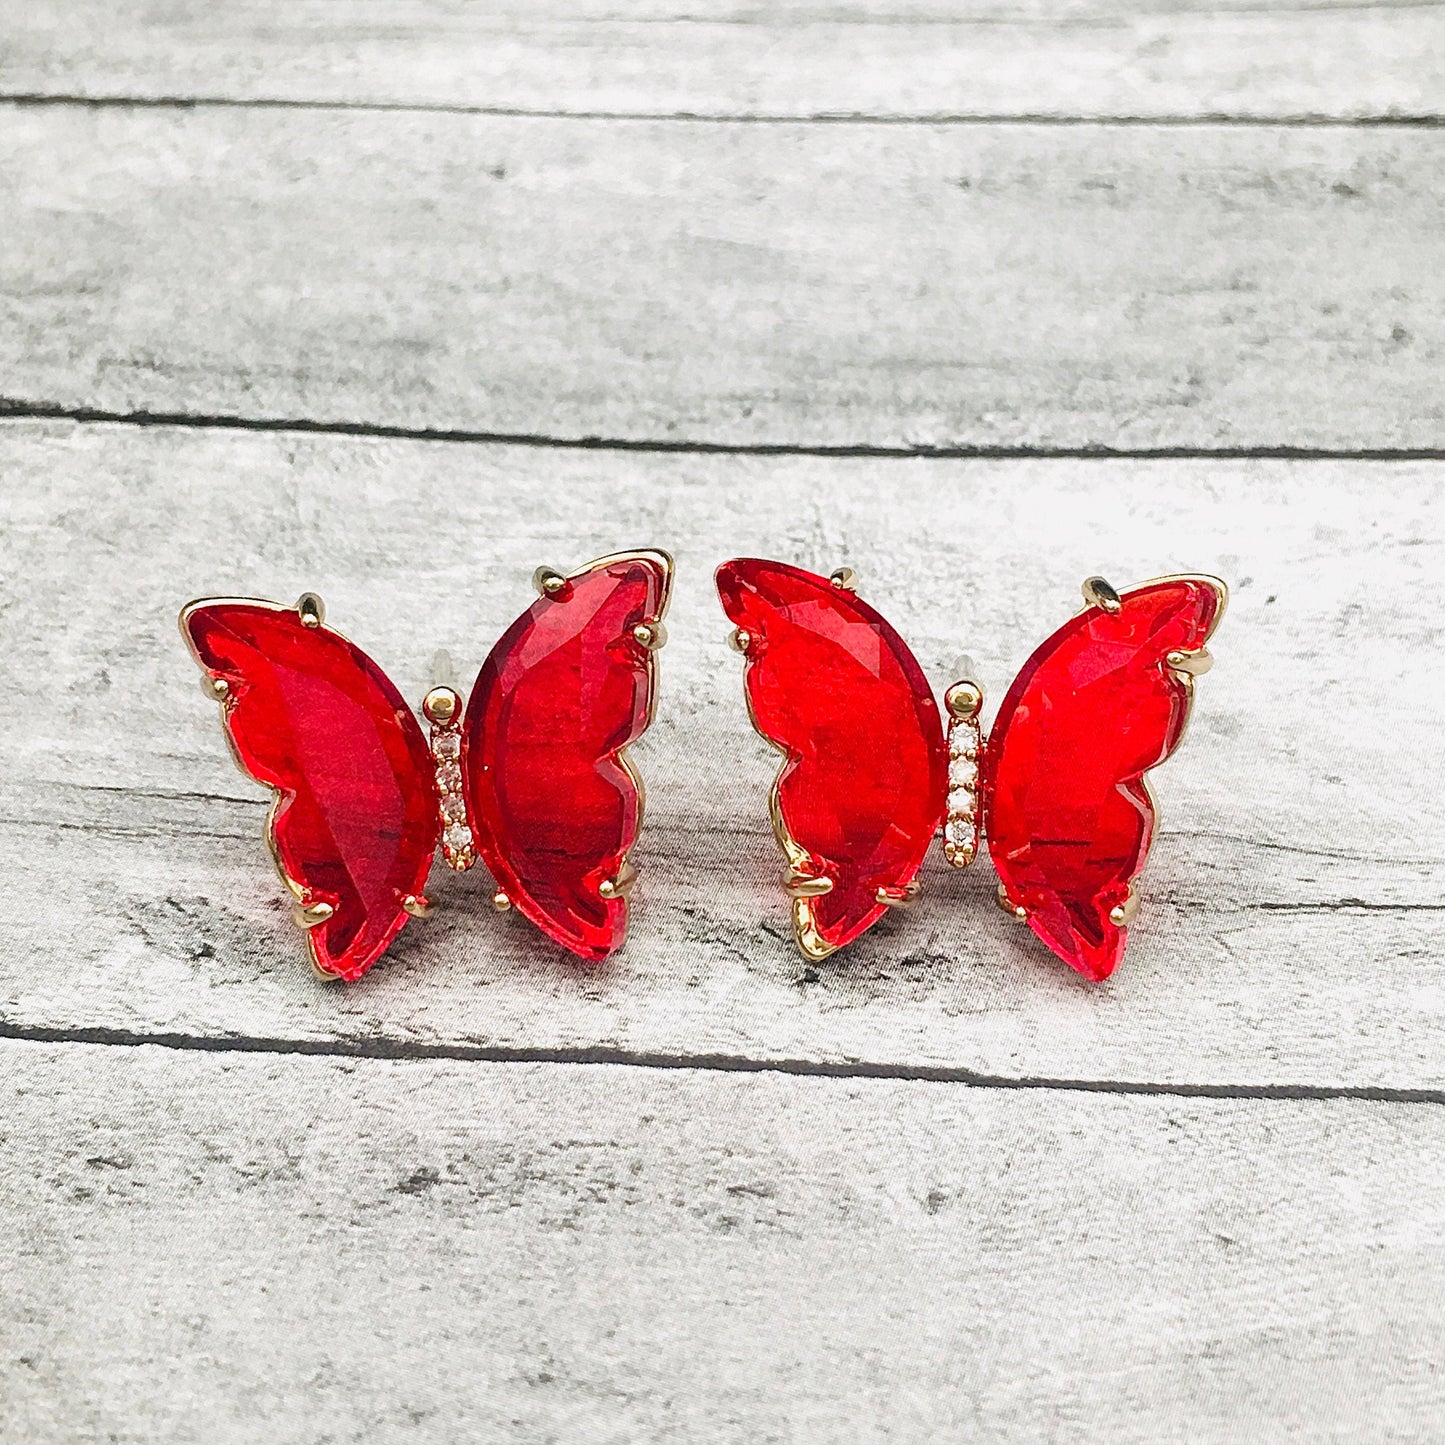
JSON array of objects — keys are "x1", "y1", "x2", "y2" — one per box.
[
  {"x1": 598, "y1": 859, "x2": 638, "y2": 901},
  {"x1": 296, "y1": 592, "x2": 326, "y2": 629},
  {"x1": 1167, "y1": 646, "x2": 1213, "y2": 680},
  {"x1": 1109, "y1": 886, "x2": 1141, "y2": 928},
  {"x1": 784, "y1": 865, "x2": 834, "y2": 899},
  {"x1": 422, "y1": 685, "x2": 475, "y2": 871},
  {"x1": 792, "y1": 900, "x2": 837, "y2": 961},
  {"x1": 1081, "y1": 576, "x2": 1123, "y2": 614},
  {"x1": 533, "y1": 566, "x2": 569, "y2": 599},
  {"x1": 996, "y1": 881, "x2": 1027, "y2": 921},
  {"x1": 875, "y1": 881, "x2": 921, "y2": 909},
  {"x1": 942, "y1": 674, "x2": 984, "y2": 868},
  {"x1": 291, "y1": 899, "x2": 335, "y2": 930}
]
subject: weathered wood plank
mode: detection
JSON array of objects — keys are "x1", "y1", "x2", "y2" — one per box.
[
  {"x1": 3, "y1": 1040, "x2": 1442, "y2": 1442},
  {"x1": 3, "y1": 0, "x2": 1443, "y2": 120},
  {"x1": 2, "y1": 108, "x2": 1442, "y2": 450},
  {"x1": 2, "y1": 421, "x2": 1441, "y2": 1088}
]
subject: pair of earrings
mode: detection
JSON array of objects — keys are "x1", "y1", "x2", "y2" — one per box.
[{"x1": 182, "y1": 549, "x2": 1224, "y2": 985}]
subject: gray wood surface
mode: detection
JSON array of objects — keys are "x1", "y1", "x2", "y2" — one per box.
[
  {"x1": 2, "y1": 106, "x2": 1443, "y2": 450},
  {"x1": 2, "y1": 423, "x2": 1440, "y2": 1095},
  {"x1": 3, "y1": 0, "x2": 1443, "y2": 120},
  {"x1": 5, "y1": 1040, "x2": 1444, "y2": 1443},
  {"x1": 3, "y1": 2, "x2": 1443, "y2": 1437}
]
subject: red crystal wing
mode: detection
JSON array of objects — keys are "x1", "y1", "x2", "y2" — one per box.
[
  {"x1": 461, "y1": 552, "x2": 673, "y2": 962},
  {"x1": 716, "y1": 559, "x2": 948, "y2": 957},
  {"x1": 983, "y1": 577, "x2": 1226, "y2": 981},
  {"x1": 181, "y1": 601, "x2": 439, "y2": 982}
]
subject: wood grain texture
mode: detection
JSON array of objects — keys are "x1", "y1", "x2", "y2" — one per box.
[
  {"x1": 3, "y1": 0, "x2": 1443, "y2": 120},
  {"x1": 3, "y1": 1039, "x2": 1443, "y2": 1443},
  {"x1": 2, "y1": 421, "x2": 1440, "y2": 1089},
  {"x1": 2, "y1": 106, "x2": 1443, "y2": 451}
]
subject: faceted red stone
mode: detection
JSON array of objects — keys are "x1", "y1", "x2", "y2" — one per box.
[
  {"x1": 463, "y1": 554, "x2": 670, "y2": 961},
  {"x1": 716, "y1": 559, "x2": 948, "y2": 954},
  {"x1": 182, "y1": 602, "x2": 440, "y2": 981},
  {"x1": 984, "y1": 579, "x2": 1225, "y2": 981}
]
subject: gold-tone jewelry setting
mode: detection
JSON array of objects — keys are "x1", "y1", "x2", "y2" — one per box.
[
  {"x1": 533, "y1": 566, "x2": 569, "y2": 598},
  {"x1": 1109, "y1": 887, "x2": 1141, "y2": 928},
  {"x1": 422, "y1": 686, "x2": 460, "y2": 725},
  {"x1": 598, "y1": 860, "x2": 639, "y2": 901},
  {"x1": 783, "y1": 866, "x2": 834, "y2": 899},
  {"x1": 1080, "y1": 576, "x2": 1123, "y2": 614},
  {"x1": 425, "y1": 683, "x2": 475, "y2": 872},
  {"x1": 876, "y1": 882, "x2": 921, "y2": 909},
  {"x1": 941, "y1": 666, "x2": 985, "y2": 869},
  {"x1": 996, "y1": 881, "x2": 1027, "y2": 921},
  {"x1": 291, "y1": 899, "x2": 335, "y2": 929}
]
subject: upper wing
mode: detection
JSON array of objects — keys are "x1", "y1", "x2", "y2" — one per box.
[
  {"x1": 983, "y1": 576, "x2": 1226, "y2": 981},
  {"x1": 461, "y1": 551, "x2": 673, "y2": 961},
  {"x1": 181, "y1": 599, "x2": 439, "y2": 982},
  {"x1": 716, "y1": 559, "x2": 948, "y2": 958}
]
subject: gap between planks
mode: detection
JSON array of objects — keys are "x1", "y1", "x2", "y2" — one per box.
[
  {"x1": 4, "y1": 406, "x2": 1445, "y2": 463},
  {"x1": 4, "y1": 94, "x2": 1445, "y2": 127},
  {"x1": 2, "y1": 1026, "x2": 1443, "y2": 1107}
]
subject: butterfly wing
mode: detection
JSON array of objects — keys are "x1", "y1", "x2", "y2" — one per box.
[
  {"x1": 461, "y1": 551, "x2": 672, "y2": 961},
  {"x1": 181, "y1": 599, "x2": 439, "y2": 982},
  {"x1": 983, "y1": 576, "x2": 1226, "y2": 981},
  {"x1": 716, "y1": 559, "x2": 948, "y2": 958}
]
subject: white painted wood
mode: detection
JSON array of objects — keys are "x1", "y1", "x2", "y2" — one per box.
[
  {"x1": 3, "y1": 1040, "x2": 1442, "y2": 1443},
  {"x1": 2, "y1": 422, "x2": 1440, "y2": 1088},
  {"x1": 2, "y1": 107, "x2": 1442, "y2": 450},
  {"x1": 3, "y1": 0, "x2": 1443, "y2": 120},
  {"x1": 5, "y1": 9, "x2": 1438, "y2": 1434}
]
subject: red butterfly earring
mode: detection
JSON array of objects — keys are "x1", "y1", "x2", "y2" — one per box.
[
  {"x1": 181, "y1": 550, "x2": 673, "y2": 981},
  {"x1": 716, "y1": 559, "x2": 1225, "y2": 981}
]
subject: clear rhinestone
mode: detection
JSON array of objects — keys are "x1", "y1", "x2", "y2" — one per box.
[
  {"x1": 444, "y1": 824, "x2": 472, "y2": 852},
  {"x1": 947, "y1": 787, "x2": 976, "y2": 818},
  {"x1": 948, "y1": 755, "x2": 977, "y2": 789},
  {"x1": 437, "y1": 761, "x2": 462, "y2": 790},
  {"x1": 442, "y1": 794, "x2": 468, "y2": 822},
  {"x1": 949, "y1": 724, "x2": 979, "y2": 760},
  {"x1": 944, "y1": 816, "x2": 975, "y2": 849},
  {"x1": 434, "y1": 732, "x2": 461, "y2": 760}
]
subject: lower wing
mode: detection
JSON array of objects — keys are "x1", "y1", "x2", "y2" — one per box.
[
  {"x1": 461, "y1": 551, "x2": 672, "y2": 961},
  {"x1": 181, "y1": 598, "x2": 439, "y2": 981},
  {"x1": 984, "y1": 576, "x2": 1226, "y2": 981},
  {"x1": 716, "y1": 559, "x2": 948, "y2": 958}
]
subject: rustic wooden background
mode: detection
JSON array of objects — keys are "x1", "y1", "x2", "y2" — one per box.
[{"x1": 2, "y1": 4, "x2": 1443, "y2": 1440}]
